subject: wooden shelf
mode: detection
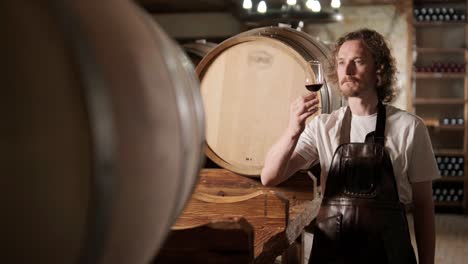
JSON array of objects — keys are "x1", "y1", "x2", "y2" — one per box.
[
  {"x1": 424, "y1": 118, "x2": 465, "y2": 130},
  {"x1": 416, "y1": 47, "x2": 466, "y2": 54},
  {"x1": 428, "y1": 125, "x2": 465, "y2": 131},
  {"x1": 435, "y1": 177, "x2": 465, "y2": 183},
  {"x1": 414, "y1": 0, "x2": 466, "y2": 3},
  {"x1": 434, "y1": 149, "x2": 465, "y2": 156},
  {"x1": 414, "y1": 98, "x2": 466, "y2": 104},
  {"x1": 413, "y1": 0, "x2": 467, "y2": 213},
  {"x1": 438, "y1": 125, "x2": 465, "y2": 130},
  {"x1": 414, "y1": 21, "x2": 466, "y2": 27},
  {"x1": 414, "y1": 72, "x2": 466, "y2": 78},
  {"x1": 434, "y1": 201, "x2": 464, "y2": 208}
]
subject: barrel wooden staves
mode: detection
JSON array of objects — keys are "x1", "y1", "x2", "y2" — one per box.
[
  {"x1": 183, "y1": 40, "x2": 217, "y2": 67},
  {"x1": 196, "y1": 27, "x2": 342, "y2": 176},
  {"x1": 0, "y1": 0, "x2": 204, "y2": 263}
]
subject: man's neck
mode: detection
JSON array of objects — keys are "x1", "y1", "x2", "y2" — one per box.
[{"x1": 347, "y1": 96, "x2": 379, "y2": 116}]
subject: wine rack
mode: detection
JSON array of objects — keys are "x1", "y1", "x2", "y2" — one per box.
[
  {"x1": 435, "y1": 155, "x2": 465, "y2": 178},
  {"x1": 412, "y1": 0, "x2": 468, "y2": 213},
  {"x1": 414, "y1": 6, "x2": 466, "y2": 22}
]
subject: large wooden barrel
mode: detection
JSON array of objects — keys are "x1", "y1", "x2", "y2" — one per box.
[
  {"x1": 183, "y1": 40, "x2": 217, "y2": 67},
  {"x1": 0, "y1": 0, "x2": 203, "y2": 263},
  {"x1": 197, "y1": 27, "x2": 342, "y2": 176}
]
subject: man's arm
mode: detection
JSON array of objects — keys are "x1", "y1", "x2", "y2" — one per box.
[
  {"x1": 411, "y1": 181, "x2": 436, "y2": 264},
  {"x1": 261, "y1": 93, "x2": 319, "y2": 186},
  {"x1": 260, "y1": 134, "x2": 309, "y2": 186}
]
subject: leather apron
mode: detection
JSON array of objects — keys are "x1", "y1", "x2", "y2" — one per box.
[{"x1": 309, "y1": 103, "x2": 416, "y2": 264}]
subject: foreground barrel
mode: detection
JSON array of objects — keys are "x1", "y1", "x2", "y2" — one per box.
[
  {"x1": 197, "y1": 27, "x2": 342, "y2": 176},
  {"x1": 0, "y1": 0, "x2": 204, "y2": 263}
]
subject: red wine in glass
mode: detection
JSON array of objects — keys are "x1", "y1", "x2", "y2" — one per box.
[
  {"x1": 305, "y1": 83, "x2": 323, "y2": 92},
  {"x1": 305, "y1": 60, "x2": 323, "y2": 92}
]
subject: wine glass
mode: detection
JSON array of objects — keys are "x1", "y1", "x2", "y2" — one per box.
[{"x1": 305, "y1": 60, "x2": 323, "y2": 92}]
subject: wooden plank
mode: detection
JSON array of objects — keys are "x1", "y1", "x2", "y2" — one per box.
[
  {"x1": 194, "y1": 169, "x2": 316, "y2": 208},
  {"x1": 171, "y1": 169, "x2": 321, "y2": 263},
  {"x1": 434, "y1": 149, "x2": 465, "y2": 156},
  {"x1": 435, "y1": 177, "x2": 465, "y2": 183},
  {"x1": 155, "y1": 217, "x2": 254, "y2": 264},
  {"x1": 434, "y1": 201, "x2": 464, "y2": 207},
  {"x1": 414, "y1": 22, "x2": 466, "y2": 26},
  {"x1": 415, "y1": 72, "x2": 466, "y2": 78},
  {"x1": 417, "y1": 47, "x2": 466, "y2": 53},
  {"x1": 414, "y1": 98, "x2": 466, "y2": 104},
  {"x1": 174, "y1": 189, "x2": 289, "y2": 261},
  {"x1": 174, "y1": 190, "x2": 288, "y2": 229}
]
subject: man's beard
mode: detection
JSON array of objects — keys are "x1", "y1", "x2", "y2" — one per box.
[{"x1": 340, "y1": 84, "x2": 360, "y2": 98}]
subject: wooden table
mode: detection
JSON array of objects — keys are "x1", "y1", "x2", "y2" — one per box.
[{"x1": 156, "y1": 169, "x2": 321, "y2": 263}]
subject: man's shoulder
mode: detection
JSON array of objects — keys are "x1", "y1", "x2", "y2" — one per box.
[
  {"x1": 314, "y1": 105, "x2": 425, "y2": 127},
  {"x1": 386, "y1": 104, "x2": 424, "y2": 127},
  {"x1": 316, "y1": 106, "x2": 346, "y2": 123}
]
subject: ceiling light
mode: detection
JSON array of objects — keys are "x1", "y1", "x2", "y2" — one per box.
[
  {"x1": 287, "y1": 0, "x2": 297, "y2": 5},
  {"x1": 306, "y1": 0, "x2": 321, "y2": 13},
  {"x1": 331, "y1": 0, "x2": 341, "y2": 9},
  {"x1": 257, "y1": 1, "x2": 267, "y2": 13},
  {"x1": 242, "y1": 0, "x2": 252, "y2": 9}
]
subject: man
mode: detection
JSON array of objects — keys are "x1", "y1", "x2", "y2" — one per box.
[{"x1": 261, "y1": 29, "x2": 437, "y2": 264}]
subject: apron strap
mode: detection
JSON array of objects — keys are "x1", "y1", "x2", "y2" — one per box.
[
  {"x1": 340, "y1": 106, "x2": 352, "y2": 145},
  {"x1": 339, "y1": 102, "x2": 386, "y2": 146},
  {"x1": 374, "y1": 101, "x2": 386, "y2": 145}
]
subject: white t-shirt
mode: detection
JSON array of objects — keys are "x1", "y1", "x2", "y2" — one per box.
[{"x1": 294, "y1": 105, "x2": 440, "y2": 204}]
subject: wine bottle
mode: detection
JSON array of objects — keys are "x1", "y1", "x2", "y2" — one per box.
[
  {"x1": 442, "y1": 188, "x2": 448, "y2": 195},
  {"x1": 449, "y1": 188, "x2": 455, "y2": 195},
  {"x1": 443, "y1": 156, "x2": 450, "y2": 163}
]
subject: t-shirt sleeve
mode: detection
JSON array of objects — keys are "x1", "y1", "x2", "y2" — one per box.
[
  {"x1": 294, "y1": 118, "x2": 320, "y2": 169},
  {"x1": 407, "y1": 119, "x2": 441, "y2": 183}
]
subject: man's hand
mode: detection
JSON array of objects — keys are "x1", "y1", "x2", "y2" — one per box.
[{"x1": 287, "y1": 93, "x2": 320, "y2": 138}]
